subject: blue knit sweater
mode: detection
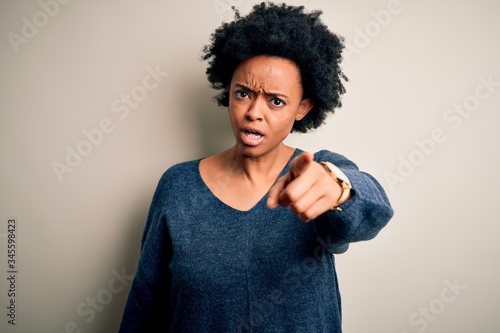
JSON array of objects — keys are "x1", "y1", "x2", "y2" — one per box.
[{"x1": 118, "y1": 149, "x2": 393, "y2": 332}]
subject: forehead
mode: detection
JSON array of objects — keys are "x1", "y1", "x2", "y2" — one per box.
[{"x1": 231, "y1": 55, "x2": 302, "y2": 92}]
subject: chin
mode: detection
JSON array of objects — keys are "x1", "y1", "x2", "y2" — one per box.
[
  {"x1": 237, "y1": 145, "x2": 262, "y2": 158},
  {"x1": 237, "y1": 142, "x2": 284, "y2": 159}
]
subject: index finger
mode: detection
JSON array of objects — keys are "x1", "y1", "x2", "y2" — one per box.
[{"x1": 290, "y1": 152, "x2": 314, "y2": 178}]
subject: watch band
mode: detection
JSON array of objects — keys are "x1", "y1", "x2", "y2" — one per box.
[{"x1": 319, "y1": 161, "x2": 352, "y2": 211}]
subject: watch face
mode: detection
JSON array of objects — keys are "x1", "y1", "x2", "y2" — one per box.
[
  {"x1": 339, "y1": 179, "x2": 352, "y2": 189},
  {"x1": 320, "y1": 161, "x2": 352, "y2": 208},
  {"x1": 321, "y1": 162, "x2": 352, "y2": 189}
]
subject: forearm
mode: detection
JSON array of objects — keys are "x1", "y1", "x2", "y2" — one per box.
[{"x1": 313, "y1": 151, "x2": 394, "y2": 253}]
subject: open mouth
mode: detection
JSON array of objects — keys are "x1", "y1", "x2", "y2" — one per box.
[
  {"x1": 241, "y1": 128, "x2": 265, "y2": 146},
  {"x1": 244, "y1": 129, "x2": 263, "y2": 138}
]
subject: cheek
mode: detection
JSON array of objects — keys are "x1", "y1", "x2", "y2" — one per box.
[
  {"x1": 228, "y1": 103, "x2": 239, "y2": 119},
  {"x1": 227, "y1": 104, "x2": 243, "y2": 129},
  {"x1": 269, "y1": 110, "x2": 297, "y2": 131}
]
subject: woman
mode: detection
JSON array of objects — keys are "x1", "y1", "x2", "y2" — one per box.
[{"x1": 119, "y1": 3, "x2": 393, "y2": 332}]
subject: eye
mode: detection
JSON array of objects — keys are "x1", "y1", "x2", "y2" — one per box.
[
  {"x1": 235, "y1": 90, "x2": 250, "y2": 99},
  {"x1": 271, "y1": 97, "x2": 286, "y2": 107}
]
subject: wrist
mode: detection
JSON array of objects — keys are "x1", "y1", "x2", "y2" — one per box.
[{"x1": 319, "y1": 161, "x2": 352, "y2": 211}]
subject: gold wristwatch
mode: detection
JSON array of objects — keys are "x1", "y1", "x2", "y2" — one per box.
[{"x1": 319, "y1": 161, "x2": 352, "y2": 211}]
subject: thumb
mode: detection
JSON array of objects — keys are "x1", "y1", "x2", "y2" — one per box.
[
  {"x1": 290, "y1": 152, "x2": 314, "y2": 179},
  {"x1": 266, "y1": 175, "x2": 287, "y2": 209}
]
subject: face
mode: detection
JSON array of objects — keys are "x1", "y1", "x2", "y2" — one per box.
[{"x1": 228, "y1": 55, "x2": 314, "y2": 158}]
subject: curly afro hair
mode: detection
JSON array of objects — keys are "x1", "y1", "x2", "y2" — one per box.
[{"x1": 202, "y1": 2, "x2": 348, "y2": 133}]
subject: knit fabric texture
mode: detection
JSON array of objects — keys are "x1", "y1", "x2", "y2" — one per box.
[{"x1": 118, "y1": 148, "x2": 394, "y2": 332}]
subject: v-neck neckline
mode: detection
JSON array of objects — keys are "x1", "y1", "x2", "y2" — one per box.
[{"x1": 195, "y1": 148, "x2": 302, "y2": 213}]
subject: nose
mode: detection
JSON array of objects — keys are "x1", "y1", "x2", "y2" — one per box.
[{"x1": 245, "y1": 98, "x2": 264, "y2": 121}]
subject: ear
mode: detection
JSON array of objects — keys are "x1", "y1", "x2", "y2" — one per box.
[{"x1": 295, "y1": 98, "x2": 314, "y2": 121}]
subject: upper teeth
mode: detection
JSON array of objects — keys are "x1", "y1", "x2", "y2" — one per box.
[{"x1": 246, "y1": 131, "x2": 261, "y2": 138}]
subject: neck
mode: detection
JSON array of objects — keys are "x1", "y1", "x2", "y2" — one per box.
[{"x1": 224, "y1": 143, "x2": 295, "y2": 185}]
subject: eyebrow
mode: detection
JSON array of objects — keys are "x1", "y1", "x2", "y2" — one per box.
[{"x1": 234, "y1": 83, "x2": 289, "y2": 99}]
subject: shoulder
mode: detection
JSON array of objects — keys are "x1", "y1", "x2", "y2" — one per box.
[
  {"x1": 146, "y1": 158, "x2": 203, "y2": 214},
  {"x1": 154, "y1": 159, "x2": 201, "y2": 195},
  {"x1": 162, "y1": 159, "x2": 199, "y2": 179}
]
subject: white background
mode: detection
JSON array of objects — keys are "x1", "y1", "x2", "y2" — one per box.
[{"x1": 1, "y1": 0, "x2": 499, "y2": 332}]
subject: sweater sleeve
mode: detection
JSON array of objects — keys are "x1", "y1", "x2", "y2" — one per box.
[
  {"x1": 313, "y1": 150, "x2": 394, "y2": 254},
  {"x1": 118, "y1": 174, "x2": 173, "y2": 333}
]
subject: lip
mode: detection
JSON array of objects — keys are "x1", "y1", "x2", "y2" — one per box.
[
  {"x1": 240, "y1": 126, "x2": 265, "y2": 147},
  {"x1": 241, "y1": 126, "x2": 264, "y2": 136}
]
